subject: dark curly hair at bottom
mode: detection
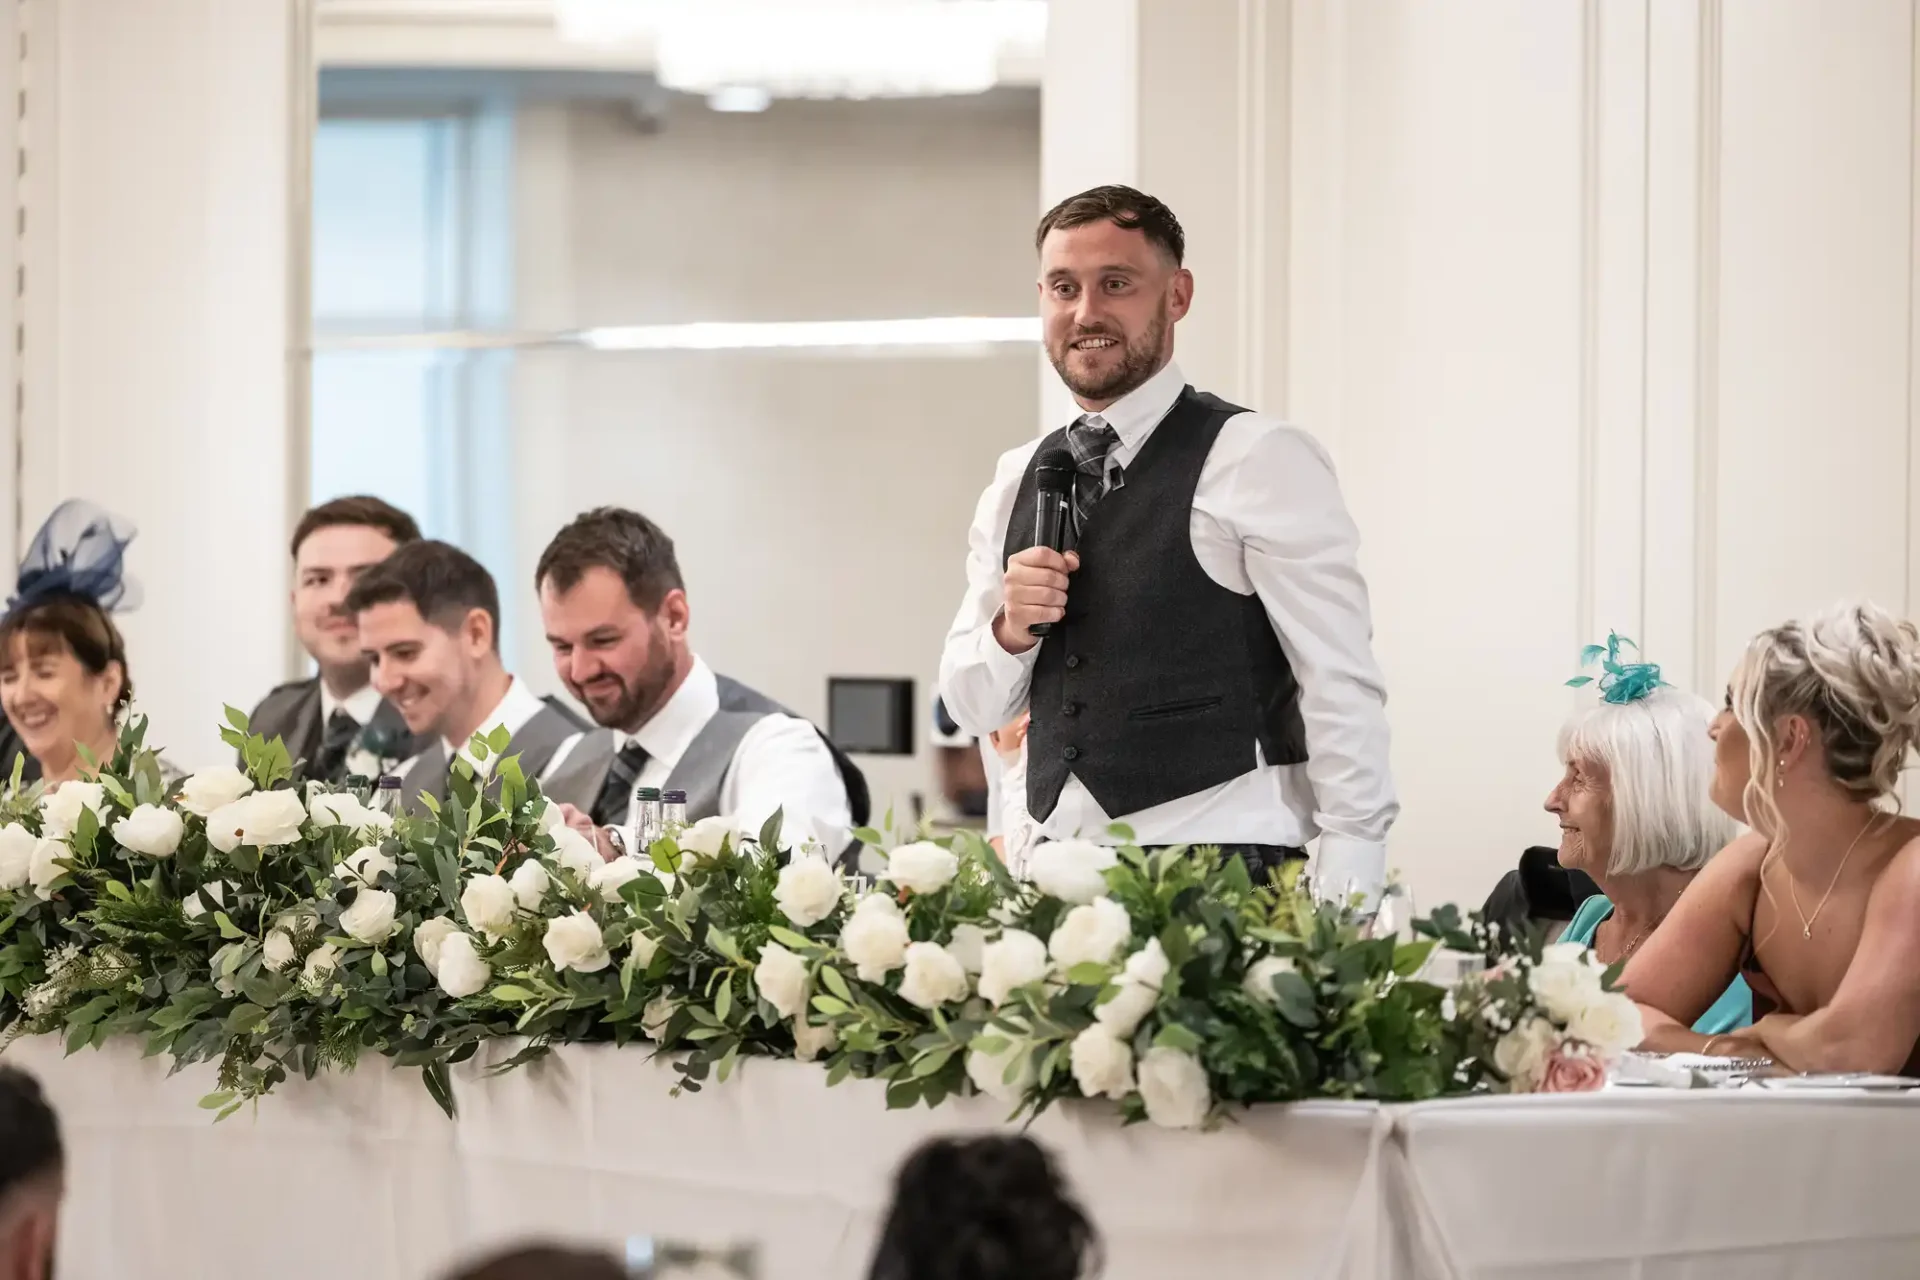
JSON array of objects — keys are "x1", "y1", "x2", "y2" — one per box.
[{"x1": 867, "y1": 1135, "x2": 1100, "y2": 1280}]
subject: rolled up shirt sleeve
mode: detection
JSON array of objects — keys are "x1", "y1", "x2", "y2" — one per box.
[
  {"x1": 938, "y1": 442, "x2": 1041, "y2": 737},
  {"x1": 1227, "y1": 425, "x2": 1398, "y2": 900}
]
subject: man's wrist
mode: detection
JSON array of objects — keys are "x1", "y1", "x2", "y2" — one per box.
[{"x1": 992, "y1": 608, "x2": 1037, "y2": 656}]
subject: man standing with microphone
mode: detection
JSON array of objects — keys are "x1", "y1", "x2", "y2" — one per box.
[{"x1": 938, "y1": 185, "x2": 1397, "y2": 901}]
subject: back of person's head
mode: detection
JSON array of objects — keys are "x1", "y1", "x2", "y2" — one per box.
[
  {"x1": 0, "y1": 1066, "x2": 62, "y2": 1280},
  {"x1": 442, "y1": 1243, "x2": 625, "y2": 1280},
  {"x1": 868, "y1": 1135, "x2": 1098, "y2": 1280},
  {"x1": 1731, "y1": 601, "x2": 1920, "y2": 840},
  {"x1": 290, "y1": 494, "x2": 421, "y2": 561},
  {"x1": 535, "y1": 506, "x2": 685, "y2": 612},
  {"x1": 345, "y1": 539, "x2": 501, "y2": 651}
]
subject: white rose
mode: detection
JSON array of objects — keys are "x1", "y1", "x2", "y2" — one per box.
[
  {"x1": 839, "y1": 893, "x2": 910, "y2": 983},
  {"x1": 112, "y1": 804, "x2": 184, "y2": 858},
  {"x1": 537, "y1": 797, "x2": 567, "y2": 833},
  {"x1": 630, "y1": 930, "x2": 661, "y2": 968},
  {"x1": 210, "y1": 943, "x2": 243, "y2": 998},
  {"x1": 460, "y1": 874, "x2": 518, "y2": 942},
  {"x1": 1070, "y1": 1026, "x2": 1136, "y2": 1100},
  {"x1": 547, "y1": 825, "x2": 601, "y2": 880},
  {"x1": 262, "y1": 928, "x2": 297, "y2": 970},
  {"x1": 948, "y1": 922, "x2": 989, "y2": 974},
  {"x1": 642, "y1": 994, "x2": 679, "y2": 1039},
  {"x1": 1529, "y1": 953, "x2": 1605, "y2": 1023},
  {"x1": 176, "y1": 765, "x2": 254, "y2": 817},
  {"x1": 1493, "y1": 1015, "x2": 1557, "y2": 1089},
  {"x1": 206, "y1": 789, "x2": 307, "y2": 854},
  {"x1": 883, "y1": 841, "x2": 959, "y2": 895},
  {"x1": 0, "y1": 824, "x2": 34, "y2": 891},
  {"x1": 898, "y1": 941, "x2": 970, "y2": 1011},
  {"x1": 1137, "y1": 1046, "x2": 1212, "y2": 1129},
  {"x1": 678, "y1": 815, "x2": 736, "y2": 861},
  {"x1": 1566, "y1": 993, "x2": 1644, "y2": 1057},
  {"x1": 1242, "y1": 955, "x2": 1296, "y2": 1006},
  {"x1": 775, "y1": 854, "x2": 842, "y2": 927},
  {"x1": 40, "y1": 781, "x2": 106, "y2": 840},
  {"x1": 413, "y1": 916, "x2": 459, "y2": 976},
  {"x1": 1048, "y1": 896, "x2": 1133, "y2": 971},
  {"x1": 792, "y1": 1017, "x2": 839, "y2": 1062},
  {"x1": 543, "y1": 911, "x2": 611, "y2": 973},
  {"x1": 343, "y1": 749, "x2": 385, "y2": 783},
  {"x1": 510, "y1": 858, "x2": 550, "y2": 911},
  {"x1": 590, "y1": 857, "x2": 645, "y2": 905},
  {"x1": 965, "y1": 1035, "x2": 1036, "y2": 1104},
  {"x1": 309, "y1": 791, "x2": 386, "y2": 832},
  {"x1": 1095, "y1": 938, "x2": 1171, "y2": 1037},
  {"x1": 182, "y1": 880, "x2": 228, "y2": 920},
  {"x1": 339, "y1": 888, "x2": 398, "y2": 945},
  {"x1": 978, "y1": 928, "x2": 1050, "y2": 1006},
  {"x1": 336, "y1": 845, "x2": 396, "y2": 889},
  {"x1": 754, "y1": 941, "x2": 809, "y2": 1019},
  {"x1": 435, "y1": 931, "x2": 492, "y2": 999},
  {"x1": 302, "y1": 941, "x2": 342, "y2": 989},
  {"x1": 25, "y1": 837, "x2": 64, "y2": 900},
  {"x1": 1026, "y1": 839, "x2": 1118, "y2": 904}
]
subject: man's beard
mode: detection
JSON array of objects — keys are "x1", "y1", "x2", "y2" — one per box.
[
  {"x1": 578, "y1": 635, "x2": 677, "y2": 732},
  {"x1": 1049, "y1": 301, "x2": 1169, "y2": 403}
]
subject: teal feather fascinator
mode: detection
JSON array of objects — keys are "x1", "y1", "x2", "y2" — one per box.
[{"x1": 1567, "y1": 632, "x2": 1665, "y2": 705}]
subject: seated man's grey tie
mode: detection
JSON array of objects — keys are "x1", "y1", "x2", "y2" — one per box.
[{"x1": 591, "y1": 741, "x2": 650, "y2": 828}]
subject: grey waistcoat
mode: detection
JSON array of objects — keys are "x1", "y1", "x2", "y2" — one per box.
[{"x1": 399, "y1": 701, "x2": 583, "y2": 812}]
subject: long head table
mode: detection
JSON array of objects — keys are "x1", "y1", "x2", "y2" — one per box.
[{"x1": 11, "y1": 1036, "x2": 1920, "y2": 1280}]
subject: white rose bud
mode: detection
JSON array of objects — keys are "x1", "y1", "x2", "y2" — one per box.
[
  {"x1": 40, "y1": 781, "x2": 106, "y2": 841},
  {"x1": 460, "y1": 874, "x2": 518, "y2": 942},
  {"x1": 1048, "y1": 897, "x2": 1133, "y2": 971},
  {"x1": 1070, "y1": 1026, "x2": 1136, "y2": 1100},
  {"x1": 1493, "y1": 1015, "x2": 1557, "y2": 1090},
  {"x1": 792, "y1": 1017, "x2": 839, "y2": 1062},
  {"x1": 774, "y1": 853, "x2": 842, "y2": 927},
  {"x1": 26, "y1": 839, "x2": 68, "y2": 900},
  {"x1": 537, "y1": 798, "x2": 567, "y2": 833},
  {"x1": 340, "y1": 888, "x2": 399, "y2": 945},
  {"x1": 590, "y1": 856, "x2": 644, "y2": 905},
  {"x1": 112, "y1": 804, "x2": 184, "y2": 858},
  {"x1": 641, "y1": 994, "x2": 679, "y2": 1040},
  {"x1": 1137, "y1": 1046, "x2": 1212, "y2": 1129},
  {"x1": 302, "y1": 942, "x2": 343, "y2": 990},
  {"x1": 413, "y1": 916, "x2": 459, "y2": 976},
  {"x1": 883, "y1": 841, "x2": 959, "y2": 895},
  {"x1": 336, "y1": 845, "x2": 396, "y2": 889},
  {"x1": 1242, "y1": 955, "x2": 1296, "y2": 1006},
  {"x1": 1095, "y1": 938, "x2": 1171, "y2": 1037},
  {"x1": 308, "y1": 791, "x2": 376, "y2": 831},
  {"x1": 630, "y1": 931, "x2": 661, "y2": 968},
  {"x1": 898, "y1": 941, "x2": 971, "y2": 1011},
  {"x1": 547, "y1": 825, "x2": 601, "y2": 880},
  {"x1": 182, "y1": 880, "x2": 228, "y2": 920},
  {"x1": 754, "y1": 941, "x2": 810, "y2": 1020},
  {"x1": 839, "y1": 893, "x2": 910, "y2": 983},
  {"x1": 1566, "y1": 993, "x2": 1644, "y2": 1057},
  {"x1": 948, "y1": 923, "x2": 989, "y2": 974},
  {"x1": 1026, "y1": 839, "x2": 1118, "y2": 904},
  {"x1": 0, "y1": 823, "x2": 35, "y2": 891},
  {"x1": 177, "y1": 765, "x2": 254, "y2": 817},
  {"x1": 678, "y1": 815, "x2": 737, "y2": 861},
  {"x1": 978, "y1": 929, "x2": 1050, "y2": 1006},
  {"x1": 434, "y1": 931, "x2": 492, "y2": 999},
  {"x1": 965, "y1": 1035, "x2": 1036, "y2": 1104},
  {"x1": 262, "y1": 928, "x2": 298, "y2": 971},
  {"x1": 509, "y1": 859, "x2": 550, "y2": 911},
  {"x1": 542, "y1": 911, "x2": 611, "y2": 973}
]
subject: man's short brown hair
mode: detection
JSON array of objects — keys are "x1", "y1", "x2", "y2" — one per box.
[
  {"x1": 291, "y1": 496, "x2": 422, "y2": 561},
  {"x1": 344, "y1": 539, "x2": 500, "y2": 649},
  {"x1": 535, "y1": 507, "x2": 684, "y2": 612},
  {"x1": 1035, "y1": 184, "x2": 1185, "y2": 265}
]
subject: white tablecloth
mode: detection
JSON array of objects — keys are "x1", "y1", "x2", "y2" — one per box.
[{"x1": 13, "y1": 1037, "x2": 1920, "y2": 1280}]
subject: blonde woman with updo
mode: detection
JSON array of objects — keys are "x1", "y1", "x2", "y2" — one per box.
[{"x1": 1624, "y1": 602, "x2": 1920, "y2": 1072}]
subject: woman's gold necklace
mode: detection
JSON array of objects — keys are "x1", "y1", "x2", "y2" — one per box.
[{"x1": 1785, "y1": 812, "x2": 1881, "y2": 941}]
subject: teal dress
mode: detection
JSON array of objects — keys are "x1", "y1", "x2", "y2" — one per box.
[{"x1": 1562, "y1": 894, "x2": 1752, "y2": 1035}]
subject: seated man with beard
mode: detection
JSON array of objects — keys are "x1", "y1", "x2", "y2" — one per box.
[{"x1": 536, "y1": 507, "x2": 866, "y2": 860}]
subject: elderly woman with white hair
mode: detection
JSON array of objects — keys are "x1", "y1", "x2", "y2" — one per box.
[{"x1": 1544, "y1": 637, "x2": 1752, "y2": 1035}]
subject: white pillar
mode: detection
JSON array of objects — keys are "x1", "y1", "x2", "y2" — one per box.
[{"x1": 16, "y1": 0, "x2": 310, "y2": 768}]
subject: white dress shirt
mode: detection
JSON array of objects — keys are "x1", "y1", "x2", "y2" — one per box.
[
  {"x1": 617, "y1": 657, "x2": 853, "y2": 853},
  {"x1": 319, "y1": 681, "x2": 383, "y2": 727},
  {"x1": 937, "y1": 359, "x2": 1398, "y2": 898},
  {"x1": 395, "y1": 674, "x2": 577, "y2": 785}
]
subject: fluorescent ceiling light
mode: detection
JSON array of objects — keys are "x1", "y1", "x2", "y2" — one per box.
[{"x1": 579, "y1": 316, "x2": 1040, "y2": 351}]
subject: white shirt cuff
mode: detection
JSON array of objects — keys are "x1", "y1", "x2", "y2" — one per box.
[{"x1": 1310, "y1": 836, "x2": 1386, "y2": 909}]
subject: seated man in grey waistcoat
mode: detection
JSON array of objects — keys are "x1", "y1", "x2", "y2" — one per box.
[
  {"x1": 345, "y1": 539, "x2": 587, "y2": 810},
  {"x1": 534, "y1": 507, "x2": 867, "y2": 862}
]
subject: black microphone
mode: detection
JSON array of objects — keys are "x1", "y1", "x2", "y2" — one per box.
[{"x1": 1027, "y1": 446, "x2": 1074, "y2": 637}]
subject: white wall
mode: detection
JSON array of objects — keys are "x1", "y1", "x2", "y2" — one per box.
[
  {"x1": 508, "y1": 94, "x2": 1041, "y2": 818},
  {"x1": 1046, "y1": 0, "x2": 1920, "y2": 910}
]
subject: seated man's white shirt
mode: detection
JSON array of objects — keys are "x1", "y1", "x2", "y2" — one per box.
[
  {"x1": 622, "y1": 657, "x2": 852, "y2": 853},
  {"x1": 937, "y1": 359, "x2": 1398, "y2": 900},
  {"x1": 320, "y1": 682, "x2": 384, "y2": 728},
  {"x1": 394, "y1": 675, "x2": 577, "y2": 783}
]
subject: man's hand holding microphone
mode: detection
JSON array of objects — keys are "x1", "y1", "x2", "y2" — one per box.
[{"x1": 993, "y1": 547, "x2": 1079, "y2": 655}]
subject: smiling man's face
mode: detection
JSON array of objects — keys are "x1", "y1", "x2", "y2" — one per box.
[{"x1": 1038, "y1": 217, "x2": 1191, "y2": 410}]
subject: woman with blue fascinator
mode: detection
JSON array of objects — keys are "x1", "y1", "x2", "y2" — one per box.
[
  {"x1": 1545, "y1": 634, "x2": 1753, "y2": 1035},
  {"x1": 0, "y1": 500, "x2": 175, "y2": 786}
]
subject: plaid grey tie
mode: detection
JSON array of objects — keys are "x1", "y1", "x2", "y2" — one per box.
[{"x1": 1066, "y1": 415, "x2": 1121, "y2": 536}]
